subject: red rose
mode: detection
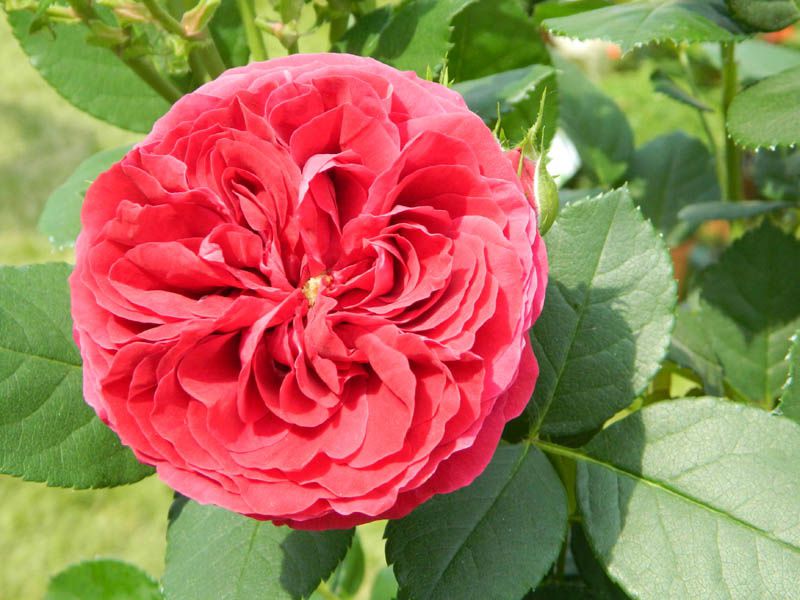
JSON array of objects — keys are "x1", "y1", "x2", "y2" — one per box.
[{"x1": 70, "y1": 53, "x2": 548, "y2": 529}]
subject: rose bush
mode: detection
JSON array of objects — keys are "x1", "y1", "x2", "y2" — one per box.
[{"x1": 69, "y1": 52, "x2": 547, "y2": 529}]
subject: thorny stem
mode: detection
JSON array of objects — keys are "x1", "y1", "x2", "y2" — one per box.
[{"x1": 721, "y1": 42, "x2": 744, "y2": 201}]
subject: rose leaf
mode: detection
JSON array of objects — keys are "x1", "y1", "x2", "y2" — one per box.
[
  {"x1": 385, "y1": 444, "x2": 567, "y2": 600},
  {"x1": 45, "y1": 560, "x2": 162, "y2": 600},
  {"x1": 163, "y1": 497, "x2": 354, "y2": 600},
  {"x1": 0, "y1": 263, "x2": 154, "y2": 488},
  {"x1": 528, "y1": 188, "x2": 676, "y2": 437}
]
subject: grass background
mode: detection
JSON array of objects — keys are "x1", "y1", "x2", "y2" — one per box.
[{"x1": 0, "y1": 12, "x2": 715, "y2": 598}]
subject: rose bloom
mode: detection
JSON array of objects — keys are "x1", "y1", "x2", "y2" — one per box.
[{"x1": 70, "y1": 53, "x2": 548, "y2": 529}]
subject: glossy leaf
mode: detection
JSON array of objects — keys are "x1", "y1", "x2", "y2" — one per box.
[
  {"x1": 728, "y1": 64, "x2": 800, "y2": 149},
  {"x1": 575, "y1": 398, "x2": 800, "y2": 600},
  {"x1": 779, "y1": 332, "x2": 800, "y2": 424},
  {"x1": 339, "y1": 0, "x2": 475, "y2": 76},
  {"x1": 543, "y1": 0, "x2": 749, "y2": 53},
  {"x1": 0, "y1": 264, "x2": 153, "y2": 488},
  {"x1": 7, "y1": 11, "x2": 169, "y2": 133},
  {"x1": 697, "y1": 222, "x2": 800, "y2": 404},
  {"x1": 163, "y1": 497, "x2": 353, "y2": 600},
  {"x1": 628, "y1": 132, "x2": 720, "y2": 245},
  {"x1": 45, "y1": 560, "x2": 161, "y2": 600},
  {"x1": 529, "y1": 188, "x2": 676, "y2": 436},
  {"x1": 38, "y1": 145, "x2": 131, "y2": 249},
  {"x1": 385, "y1": 444, "x2": 567, "y2": 600},
  {"x1": 556, "y1": 58, "x2": 634, "y2": 185},
  {"x1": 448, "y1": 0, "x2": 549, "y2": 82},
  {"x1": 453, "y1": 64, "x2": 557, "y2": 146}
]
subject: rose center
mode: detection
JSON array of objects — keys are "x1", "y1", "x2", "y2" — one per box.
[{"x1": 301, "y1": 273, "x2": 331, "y2": 307}]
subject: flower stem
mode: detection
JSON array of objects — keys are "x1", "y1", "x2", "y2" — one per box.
[
  {"x1": 142, "y1": 0, "x2": 186, "y2": 36},
  {"x1": 236, "y1": 0, "x2": 268, "y2": 61},
  {"x1": 721, "y1": 42, "x2": 744, "y2": 201},
  {"x1": 678, "y1": 47, "x2": 718, "y2": 163}
]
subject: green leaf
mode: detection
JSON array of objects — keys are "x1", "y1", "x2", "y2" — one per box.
[
  {"x1": 328, "y1": 531, "x2": 365, "y2": 598},
  {"x1": 38, "y1": 145, "x2": 132, "y2": 249},
  {"x1": 0, "y1": 264, "x2": 154, "y2": 488},
  {"x1": 570, "y1": 526, "x2": 628, "y2": 600},
  {"x1": 543, "y1": 0, "x2": 749, "y2": 53},
  {"x1": 339, "y1": 0, "x2": 476, "y2": 76},
  {"x1": 45, "y1": 559, "x2": 162, "y2": 600},
  {"x1": 572, "y1": 397, "x2": 800, "y2": 600},
  {"x1": 448, "y1": 0, "x2": 549, "y2": 83},
  {"x1": 527, "y1": 580, "x2": 595, "y2": 599},
  {"x1": 650, "y1": 69, "x2": 712, "y2": 112},
  {"x1": 778, "y1": 332, "x2": 800, "y2": 424},
  {"x1": 209, "y1": 0, "x2": 250, "y2": 67},
  {"x1": 369, "y1": 567, "x2": 399, "y2": 600},
  {"x1": 678, "y1": 200, "x2": 795, "y2": 223},
  {"x1": 453, "y1": 64, "x2": 557, "y2": 146},
  {"x1": 727, "y1": 0, "x2": 800, "y2": 32},
  {"x1": 385, "y1": 444, "x2": 567, "y2": 600},
  {"x1": 534, "y1": 0, "x2": 613, "y2": 22},
  {"x1": 529, "y1": 188, "x2": 677, "y2": 436},
  {"x1": 7, "y1": 11, "x2": 170, "y2": 133},
  {"x1": 754, "y1": 147, "x2": 800, "y2": 201},
  {"x1": 628, "y1": 132, "x2": 720, "y2": 245},
  {"x1": 697, "y1": 222, "x2": 800, "y2": 404},
  {"x1": 163, "y1": 497, "x2": 353, "y2": 600},
  {"x1": 728, "y1": 64, "x2": 800, "y2": 149},
  {"x1": 731, "y1": 39, "x2": 800, "y2": 82},
  {"x1": 668, "y1": 302, "x2": 725, "y2": 396},
  {"x1": 556, "y1": 57, "x2": 634, "y2": 185}
]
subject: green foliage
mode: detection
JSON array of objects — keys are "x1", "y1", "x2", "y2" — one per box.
[
  {"x1": 728, "y1": 65, "x2": 800, "y2": 148},
  {"x1": 678, "y1": 200, "x2": 795, "y2": 223},
  {"x1": 163, "y1": 497, "x2": 354, "y2": 600},
  {"x1": 385, "y1": 444, "x2": 567, "y2": 600},
  {"x1": 556, "y1": 58, "x2": 634, "y2": 185},
  {"x1": 696, "y1": 223, "x2": 800, "y2": 404},
  {"x1": 543, "y1": 0, "x2": 749, "y2": 53},
  {"x1": 754, "y1": 147, "x2": 800, "y2": 201},
  {"x1": 727, "y1": 0, "x2": 800, "y2": 32},
  {"x1": 628, "y1": 132, "x2": 720, "y2": 245},
  {"x1": 453, "y1": 64, "x2": 557, "y2": 146},
  {"x1": 209, "y1": 0, "x2": 250, "y2": 67},
  {"x1": 779, "y1": 333, "x2": 800, "y2": 423},
  {"x1": 448, "y1": 0, "x2": 549, "y2": 82},
  {"x1": 38, "y1": 145, "x2": 131, "y2": 249},
  {"x1": 0, "y1": 263, "x2": 153, "y2": 488},
  {"x1": 574, "y1": 397, "x2": 800, "y2": 600},
  {"x1": 650, "y1": 68, "x2": 712, "y2": 112},
  {"x1": 6, "y1": 11, "x2": 169, "y2": 132},
  {"x1": 529, "y1": 188, "x2": 676, "y2": 436},
  {"x1": 45, "y1": 559, "x2": 162, "y2": 600},
  {"x1": 669, "y1": 302, "x2": 726, "y2": 396},
  {"x1": 339, "y1": 0, "x2": 475, "y2": 75}
]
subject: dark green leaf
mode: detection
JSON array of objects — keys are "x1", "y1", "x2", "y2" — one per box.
[
  {"x1": 668, "y1": 302, "x2": 725, "y2": 396},
  {"x1": 526, "y1": 580, "x2": 595, "y2": 599},
  {"x1": 453, "y1": 64, "x2": 557, "y2": 146},
  {"x1": 543, "y1": 0, "x2": 749, "y2": 53},
  {"x1": 728, "y1": 64, "x2": 800, "y2": 149},
  {"x1": 529, "y1": 189, "x2": 676, "y2": 436},
  {"x1": 209, "y1": 0, "x2": 250, "y2": 68},
  {"x1": 448, "y1": 0, "x2": 549, "y2": 83},
  {"x1": 7, "y1": 11, "x2": 169, "y2": 133},
  {"x1": 385, "y1": 444, "x2": 567, "y2": 600},
  {"x1": 754, "y1": 147, "x2": 800, "y2": 201},
  {"x1": 628, "y1": 132, "x2": 720, "y2": 245},
  {"x1": 45, "y1": 560, "x2": 161, "y2": 600},
  {"x1": 556, "y1": 57, "x2": 634, "y2": 185},
  {"x1": 38, "y1": 145, "x2": 131, "y2": 249},
  {"x1": 697, "y1": 222, "x2": 800, "y2": 404},
  {"x1": 0, "y1": 264, "x2": 154, "y2": 487},
  {"x1": 727, "y1": 0, "x2": 800, "y2": 32},
  {"x1": 778, "y1": 332, "x2": 800, "y2": 424},
  {"x1": 678, "y1": 200, "x2": 795, "y2": 223},
  {"x1": 574, "y1": 397, "x2": 800, "y2": 600},
  {"x1": 339, "y1": 0, "x2": 476, "y2": 76},
  {"x1": 163, "y1": 497, "x2": 353, "y2": 600},
  {"x1": 650, "y1": 69, "x2": 712, "y2": 112},
  {"x1": 570, "y1": 526, "x2": 628, "y2": 600}
]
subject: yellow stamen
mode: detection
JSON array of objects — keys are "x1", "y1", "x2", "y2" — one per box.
[{"x1": 301, "y1": 274, "x2": 331, "y2": 307}]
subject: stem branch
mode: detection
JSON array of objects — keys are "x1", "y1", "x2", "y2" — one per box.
[
  {"x1": 235, "y1": 0, "x2": 268, "y2": 61},
  {"x1": 721, "y1": 42, "x2": 744, "y2": 201}
]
